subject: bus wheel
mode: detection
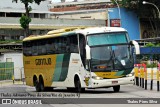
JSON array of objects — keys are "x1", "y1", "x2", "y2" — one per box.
[
  {"x1": 35, "y1": 82, "x2": 41, "y2": 92},
  {"x1": 113, "y1": 85, "x2": 120, "y2": 92},
  {"x1": 67, "y1": 88, "x2": 75, "y2": 92},
  {"x1": 39, "y1": 77, "x2": 45, "y2": 92},
  {"x1": 81, "y1": 88, "x2": 85, "y2": 92},
  {"x1": 75, "y1": 78, "x2": 81, "y2": 93},
  {"x1": 44, "y1": 87, "x2": 53, "y2": 91}
]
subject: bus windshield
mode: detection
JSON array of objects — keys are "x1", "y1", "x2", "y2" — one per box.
[
  {"x1": 87, "y1": 32, "x2": 128, "y2": 46},
  {"x1": 87, "y1": 32, "x2": 134, "y2": 72}
]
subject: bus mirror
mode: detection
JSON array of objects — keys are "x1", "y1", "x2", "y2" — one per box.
[
  {"x1": 86, "y1": 45, "x2": 91, "y2": 60},
  {"x1": 130, "y1": 40, "x2": 140, "y2": 55}
]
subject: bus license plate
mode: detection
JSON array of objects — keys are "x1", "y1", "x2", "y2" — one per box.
[{"x1": 112, "y1": 81, "x2": 118, "y2": 84}]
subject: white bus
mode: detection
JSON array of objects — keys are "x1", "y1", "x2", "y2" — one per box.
[{"x1": 23, "y1": 27, "x2": 139, "y2": 92}]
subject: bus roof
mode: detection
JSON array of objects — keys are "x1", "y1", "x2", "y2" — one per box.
[
  {"x1": 76, "y1": 27, "x2": 127, "y2": 35},
  {"x1": 23, "y1": 27, "x2": 127, "y2": 42}
]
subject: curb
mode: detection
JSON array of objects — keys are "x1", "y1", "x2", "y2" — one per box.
[{"x1": 0, "y1": 80, "x2": 25, "y2": 87}]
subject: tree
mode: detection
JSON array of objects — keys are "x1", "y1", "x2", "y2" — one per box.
[
  {"x1": 112, "y1": 0, "x2": 160, "y2": 37},
  {"x1": 12, "y1": 0, "x2": 45, "y2": 37},
  {"x1": 118, "y1": 0, "x2": 160, "y2": 17}
]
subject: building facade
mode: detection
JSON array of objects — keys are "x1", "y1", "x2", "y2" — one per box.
[
  {"x1": 0, "y1": 52, "x2": 24, "y2": 80},
  {"x1": 50, "y1": 0, "x2": 141, "y2": 40},
  {"x1": 0, "y1": 0, "x2": 106, "y2": 40},
  {"x1": 0, "y1": 0, "x2": 52, "y2": 40}
]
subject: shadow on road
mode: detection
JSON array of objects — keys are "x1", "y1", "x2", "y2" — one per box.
[{"x1": 31, "y1": 88, "x2": 127, "y2": 94}]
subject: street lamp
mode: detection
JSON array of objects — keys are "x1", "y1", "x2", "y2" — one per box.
[
  {"x1": 142, "y1": 1, "x2": 160, "y2": 18},
  {"x1": 107, "y1": 9, "x2": 113, "y2": 27},
  {"x1": 113, "y1": 0, "x2": 121, "y2": 26}
]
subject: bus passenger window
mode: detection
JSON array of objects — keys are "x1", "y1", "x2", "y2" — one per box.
[
  {"x1": 38, "y1": 41, "x2": 46, "y2": 55},
  {"x1": 79, "y1": 35, "x2": 86, "y2": 67},
  {"x1": 60, "y1": 37, "x2": 67, "y2": 53},
  {"x1": 32, "y1": 42, "x2": 38, "y2": 56},
  {"x1": 23, "y1": 42, "x2": 32, "y2": 56},
  {"x1": 66, "y1": 38, "x2": 70, "y2": 53},
  {"x1": 54, "y1": 39, "x2": 59, "y2": 54},
  {"x1": 69, "y1": 35, "x2": 78, "y2": 53},
  {"x1": 46, "y1": 39, "x2": 55, "y2": 54},
  {"x1": 42, "y1": 47, "x2": 46, "y2": 54},
  {"x1": 51, "y1": 42, "x2": 56, "y2": 54}
]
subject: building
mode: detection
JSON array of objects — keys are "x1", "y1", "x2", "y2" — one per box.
[
  {"x1": 50, "y1": 0, "x2": 113, "y2": 12},
  {"x1": 0, "y1": 52, "x2": 24, "y2": 80},
  {"x1": 0, "y1": 0, "x2": 52, "y2": 40},
  {"x1": 0, "y1": 0, "x2": 106, "y2": 40},
  {"x1": 50, "y1": 0, "x2": 140, "y2": 40}
]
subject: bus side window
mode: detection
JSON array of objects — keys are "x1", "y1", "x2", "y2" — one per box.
[
  {"x1": 32, "y1": 42, "x2": 38, "y2": 56},
  {"x1": 66, "y1": 37, "x2": 70, "y2": 53},
  {"x1": 46, "y1": 39, "x2": 54, "y2": 54},
  {"x1": 38, "y1": 41, "x2": 46, "y2": 55},
  {"x1": 79, "y1": 34, "x2": 86, "y2": 67},
  {"x1": 61, "y1": 37, "x2": 67, "y2": 53},
  {"x1": 23, "y1": 42, "x2": 31, "y2": 56},
  {"x1": 54, "y1": 38, "x2": 59, "y2": 54},
  {"x1": 69, "y1": 35, "x2": 78, "y2": 53}
]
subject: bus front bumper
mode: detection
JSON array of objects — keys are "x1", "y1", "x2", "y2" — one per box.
[{"x1": 89, "y1": 76, "x2": 134, "y2": 88}]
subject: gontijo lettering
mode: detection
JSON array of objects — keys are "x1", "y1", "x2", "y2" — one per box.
[{"x1": 35, "y1": 58, "x2": 51, "y2": 65}]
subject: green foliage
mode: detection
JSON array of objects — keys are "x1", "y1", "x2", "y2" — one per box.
[
  {"x1": 20, "y1": 14, "x2": 31, "y2": 29},
  {"x1": 144, "y1": 42, "x2": 156, "y2": 47},
  {"x1": 34, "y1": 0, "x2": 45, "y2": 5},
  {"x1": 12, "y1": 0, "x2": 44, "y2": 4},
  {"x1": 114, "y1": 0, "x2": 160, "y2": 18},
  {"x1": 141, "y1": 60, "x2": 158, "y2": 68},
  {"x1": 12, "y1": 0, "x2": 33, "y2": 4},
  {"x1": 28, "y1": 6, "x2": 32, "y2": 12},
  {"x1": 12, "y1": 0, "x2": 44, "y2": 37},
  {"x1": 156, "y1": 43, "x2": 160, "y2": 47},
  {"x1": 144, "y1": 42, "x2": 160, "y2": 47},
  {"x1": 146, "y1": 61, "x2": 158, "y2": 68},
  {"x1": 0, "y1": 40, "x2": 22, "y2": 44}
]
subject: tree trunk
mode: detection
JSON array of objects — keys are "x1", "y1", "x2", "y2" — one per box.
[{"x1": 25, "y1": 3, "x2": 29, "y2": 37}]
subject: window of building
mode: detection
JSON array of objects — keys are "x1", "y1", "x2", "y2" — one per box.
[
  {"x1": 34, "y1": 13, "x2": 39, "y2": 18},
  {"x1": 0, "y1": 12, "x2": 5, "y2": 17},
  {"x1": 40, "y1": 14, "x2": 45, "y2": 18},
  {"x1": 6, "y1": 12, "x2": 21, "y2": 17}
]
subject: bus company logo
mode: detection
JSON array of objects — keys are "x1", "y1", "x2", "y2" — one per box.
[
  {"x1": 2, "y1": 99, "x2": 11, "y2": 104},
  {"x1": 35, "y1": 58, "x2": 52, "y2": 65}
]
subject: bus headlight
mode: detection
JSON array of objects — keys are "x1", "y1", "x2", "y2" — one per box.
[
  {"x1": 127, "y1": 72, "x2": 134, "y2": 77},
  {"x1": 92, "y1": 76, "x2": 103, "y2": 80}
]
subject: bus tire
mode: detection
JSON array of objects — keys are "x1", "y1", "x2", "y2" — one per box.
[
  {"x1": 113, "y1": 85, "x2": 120, "y2": 92},
  {"x1": 44, "y1": 87, "x2": 53, "y2": 91},
  {"x1": 81, "y1": 88, "x2": 85, "y2": 92},
  {"x1": 67, "y1": 88, "x2": 75, "y2": 92},
  {"x1": 75, "y1": 78, "x2": 81, "y2": 93},
  {"x1": 39, "y1": 82, "x2": 45, "y2": 92},
  {"x1": 35, "y1": 82, "x2": 41, "y2": 92},
  {"x1": 39, "y1": 77, "x2": 45, "y2": 92},
  {"x1": 33, "y1": 76, "x2": 37, "y2": 87}
]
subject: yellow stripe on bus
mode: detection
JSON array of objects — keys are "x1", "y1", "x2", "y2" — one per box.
[{"x1": 95, "y1": 72, "x2": 123, "y2": 79}]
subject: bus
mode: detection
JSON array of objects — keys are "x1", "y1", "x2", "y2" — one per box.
[{"x1": 23, "y1": 27, "x2": 140, "y2": 92}]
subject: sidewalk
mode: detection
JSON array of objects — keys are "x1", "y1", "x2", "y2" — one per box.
[{"x1": 0, "y1": 80, "x2": 25, "y2": 87}]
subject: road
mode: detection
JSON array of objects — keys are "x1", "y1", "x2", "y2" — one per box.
[{"x1": 0, "y1": 83, "x2": 160, "y2": 107}]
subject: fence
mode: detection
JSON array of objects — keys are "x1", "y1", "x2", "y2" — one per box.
[
  {"x1": 0, "y1": 62, "x2": 14, "y2": 80},
  {"x1": 134, "y1": 63, "x2": 160, "y2": 91}
]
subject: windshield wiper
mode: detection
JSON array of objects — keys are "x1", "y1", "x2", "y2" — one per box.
[
  {"x1": 112, "y1": 50, "x2": 126, "y2": 70},
  {"x1": 114, "y1": 57, "x2": 126, "y2": 70}
]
